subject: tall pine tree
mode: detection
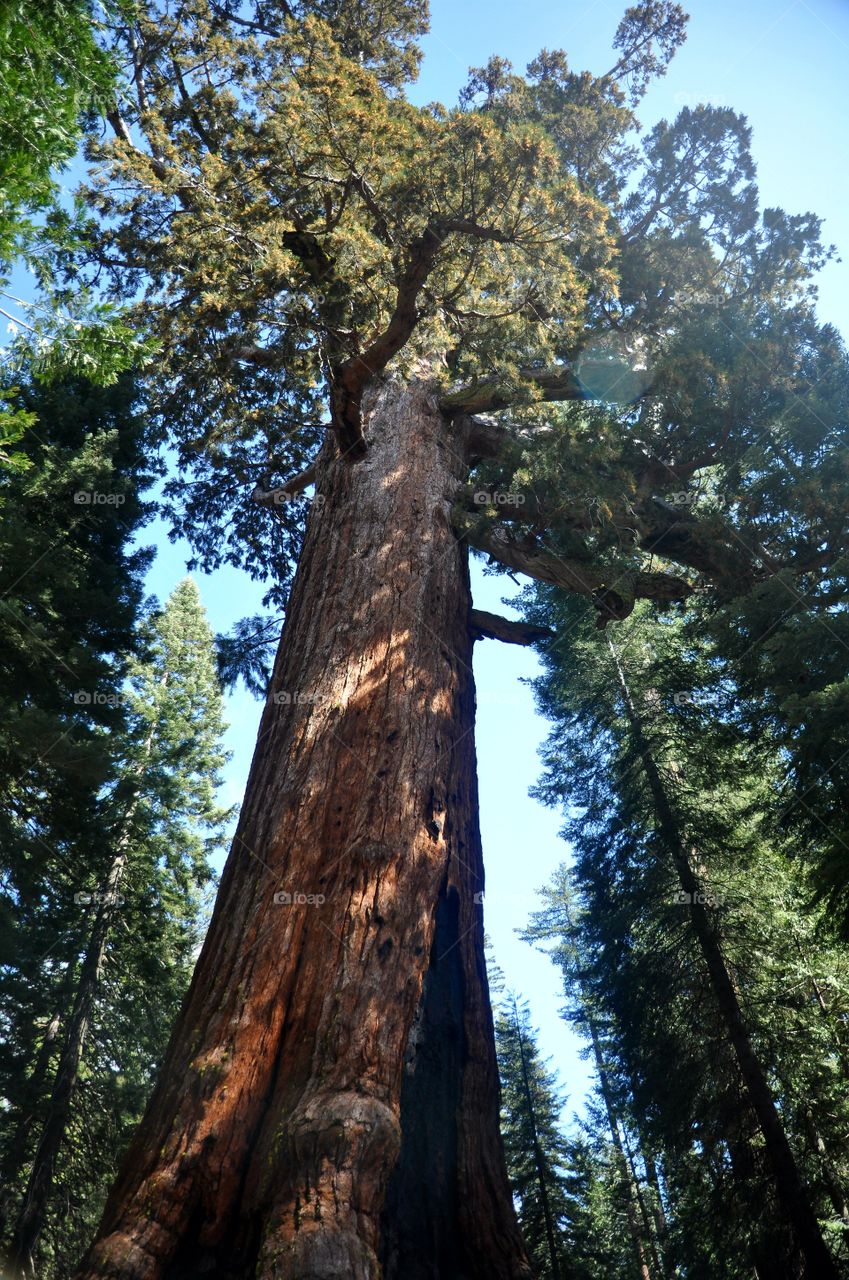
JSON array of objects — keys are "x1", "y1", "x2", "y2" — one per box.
[
  {"x1": 495, "y1": 993, "x2": 572, "y2": 1280},
  {"x1": 521, "y1": 589, "x2": 849, "y2": 1276},
  {"x1": 2, "y1": 580, "x2": 232, "y2": 1279}
]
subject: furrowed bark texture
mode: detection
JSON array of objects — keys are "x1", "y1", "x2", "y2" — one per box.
[{"x1": 74, "y1": 378, "x2": 531, "y2": 1280}]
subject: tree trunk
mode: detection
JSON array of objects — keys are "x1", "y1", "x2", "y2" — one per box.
[
  {"x1": 9, "y1": 682, "x2": 167, "y2": 1275},
  {"x1": 801, "y1": 1108, "x2": 849, "y2": 1225},
  {"x1": 512, "y1": 996, "x2": 561, "y2": 1280},
  {"x1": 561, "y1": 901, "x2": 653, "y2": 1280},
  {"x1": 10, "y1": 846, "x2": 130, "y2": 1275},
  {"x1": 585, "y1": 1021, "x2": 653, "y2": 1280},
  {"x1": 0, "y1": 988, "x2": 67, "y2": 1241},
  {"x1": 639, "y1": 1148, "x2": 677, "y2": 1277},
  {"x1": 620, "y1": 1129, "x2": 662, "y2": 1279},
  {"x1": 792, "y1": 926, "x2": 849, "y2": 1083},
  {"x1": 607, "y1": 638, "x2": 840, "y2": 1280},
  {"x1": 74, "y1": 377, "x2": 531, "y2": 1280}
]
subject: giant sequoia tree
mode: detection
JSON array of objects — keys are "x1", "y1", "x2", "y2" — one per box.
[{"x1": 53, "y1": 1, "x2": 849, "y2": 1277}]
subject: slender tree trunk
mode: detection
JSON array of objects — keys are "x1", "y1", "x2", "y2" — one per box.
[
  {"x1": 792, "y1": 926, "x2": 849, "y2": 1083},
  {"x1": 10, "y1": 845, "x2": 130, "y2": 1274},
  {"x1": 9, "y1": 687, "x2": 166, "y2": 1275},
  {"x1": 561, "y1": 901, "x2": 653, "y2": 1279},
  {"x1": 629, "y1": 1122, "x2": 667, "y2": 1243},
  {"x1": 511, "y1": 995, "x2": 561, "y2": 1280},
  {"x1": 607, "y1": 637, "x2": 840, "y2": 1280},
  {"x1": 0, "y1": 985, "x2": 68, "y2": 1240},
  {"x1": 620, "y1": 1128, "x2": 663, "y2": 1279},
  {"x1": 584, "y1": 1021, "x2": 653, "y2": 1280},
  {"x1": 74, "y1": 377, "x2": 531, "y2": 1280},
  {"x1": 801, "y1": 1108, "x2": 849, "y2": 1224},
  {"x1": 639, "y1": 1147, "x2": 678, "y2": 1276},
  {"x1": 725, "y1": 1133, "x2": 799, "y2": 1280}
]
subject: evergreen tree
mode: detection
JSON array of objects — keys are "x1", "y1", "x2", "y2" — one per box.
[
  {"x1": 0, "y1": 0, "x2": 128, "y2": 263},
  {"x1": 0, "y1": 1, "x2": 149, "y2": 411},
  {"x1": 520, "y1": 590, "x2": 849, "y2": 1276},
  {"x1": 495, "y1": 993, "x2": 572, "y2": 1280},
  {"x1": 553, "y1": 1117, "x2": 647, "y2": 1280},
  {"x1": 0, "y1": 365, "x2": 154, "y2": 1040},
  {"x1": 521, "y1": 874, "x2": 671, "y2": 1280},
  {"x1": 1, "y1": 579, "x2": 233, "y2": 1279},
  {"x1": 0, "y1": 363, "x2": 153, "y2": 1255}
]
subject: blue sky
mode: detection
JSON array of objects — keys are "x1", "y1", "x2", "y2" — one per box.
[
  {"x1": 134, "y1": 0, "x2": 849, "y2": 1120},
  {"x1": 5, "y1": 0, "x2": 846, "y2": 1120}
]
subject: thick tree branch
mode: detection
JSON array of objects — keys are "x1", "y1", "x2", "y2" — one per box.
[
  {"x1": 460, "y1": 414, "x2": 555, "y2": 464},
  {"x1": 455, "y1": 515, "x2": 692, "y2": 627},
  {"x1": 347, "y1": 170, "x2": 394, "y2": 245},
  {"x1": 637, "y1": 498, "x2": 756, "y2": 588},
  {"x1": 331, "y1": 221, "x2": 449, "y2": 459},
  {"x1": 252, "y1": 462, "x2": 319, "y2": 507},
  {"x1": 439, "y1": 217, "x2": 516, "y2": 243},
  {"x1": 227, "y1": 344, "x2": 285, "y2": 367},
  {"x1": 171, "y1": 57, "x2": 216, "y2": 152},
  {"x1": 106, "y1": 109, "x2": 133, "y2": 146},
  {"x1": 105, "y1": 96, "x2": 199, "y2": 197},
  {"x1": 209, "y1": 2, "x2": 283, "y2": 36},
  {"x1": 463, "y1": 414, "x2": 510, "y2": 463},
  {"x1": 469, "y1": 609, "x2": 552, "y2": 646},
  {"x1": 331, "y1": 215, "x2": 532, "y2": 459},
  {"x1": 441, "y1": 365, "x2": 587, "y2": 415}
]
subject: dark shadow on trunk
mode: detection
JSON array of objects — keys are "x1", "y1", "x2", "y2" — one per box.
[{"x1": 380, "y1": 882, "x2": 464, "y2": 1280}]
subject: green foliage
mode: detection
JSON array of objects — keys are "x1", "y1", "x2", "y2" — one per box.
[
  {"x1": 0, "y1": 362, "x2": 154, "y2": 1264},
  {"x1": 215, "y1": 610, "x2": 283, "y2": 696},
  {"x1": 69, "y1": 0, "x2": 695, "y2": 597},
  {"x1": 2, "y1": 289, "x2": 157, "y2": 388},
  {"x1": 0, "y1": 386, "x2": 36, "y2": 472},
  {"x1": 0, "y1": 362, "x2": 231, "y2": 1276},
  {"x1": 0, "y1": 2, "x2": 153, "y2": 427},
  {"x1": 0, "y1": 578, "x2": 233, "y2": 1278},
  {"x1": 494, "y1": 992, "x2": 573, "y2": 1279},
  {"x1": 4, "y1": 0, "x2": 847, "y2": 1268},
  {"x1": 0, "y1": 0, "x2": 129, "y2": 262},
  {"x1": 519, "y1": 589, "x2": 849, "y2": 1274},
  {"x1": 57, "y1": 0, "x2": 849, "y2": 641},
  {"x1": 0, "y1": 367, "x2": 155, "y2": 814}
]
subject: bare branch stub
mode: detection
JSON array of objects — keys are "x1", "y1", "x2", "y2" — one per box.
[{"x1": 470, "y1": 609, "x2": 553, "y2": 646}]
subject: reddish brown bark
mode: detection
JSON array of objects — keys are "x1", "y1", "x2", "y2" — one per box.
[{"x1": 74, "y1": 377, "x2": 531, "y2": 1280}]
